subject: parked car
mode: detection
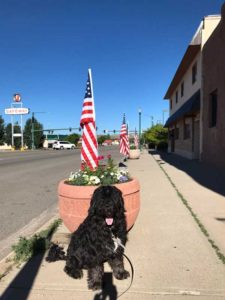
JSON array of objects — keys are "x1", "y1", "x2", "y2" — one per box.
[{"x1": 52, "y1": 141, "x2": 75, "y2": 150}]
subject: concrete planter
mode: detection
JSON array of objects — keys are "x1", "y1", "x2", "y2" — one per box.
[
  {"x1": 58, "y1": 178, "x2": 140, "y2": 232},
  {"x1": 129, "y1": 149, "x2": 141, "y2": 159}
]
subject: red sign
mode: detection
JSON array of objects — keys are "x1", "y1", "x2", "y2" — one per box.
[{"x1": 13, "y1": 94, "x2": 21, "y2": 102}]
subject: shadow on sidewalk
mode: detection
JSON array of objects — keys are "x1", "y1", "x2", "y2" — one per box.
[
  {"x1": 1, "y1": 252, "x2": 45, "y2": 300},
  {"x1": 0, "y1": 224, "x2": 59, "y2": 300},
  {"x1": 149, "y1": 149, "x2": 225, "y2": 197},
  {"x1": 94, "y1": 272, "x2": 118, "y2": 300}
]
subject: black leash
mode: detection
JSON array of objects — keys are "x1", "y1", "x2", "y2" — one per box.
[
  {"x1": 46, "y1": 243, "x2": 134, "y2": 298},
  {"x1": 117, "y1": 252, "x2": 134, "y2": 298}
]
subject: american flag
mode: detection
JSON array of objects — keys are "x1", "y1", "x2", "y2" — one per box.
[
  {"x1": 120, "y1": 114, "x2": 129, "y2": 156},
  {"x1": 134, "y1": 128, "x2": 139, "y2": 149},
  {"x1": 80, "y1": 69, "x2": 98, "y2": 170}
]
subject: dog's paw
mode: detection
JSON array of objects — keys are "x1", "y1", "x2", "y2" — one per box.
[
  {"x1": 64, "y1": 266, "x2": 83, "y2": 279},
  {"x1": 114, "y1": 270, "x2": 130, "y2": 280},
  {"x1": 88, "y1": 281, "x2": 102, "y2": 291}
]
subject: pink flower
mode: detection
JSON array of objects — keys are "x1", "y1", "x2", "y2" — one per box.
[{"x1": 98, "y1": 156, "x2": 104, "y2": 161}]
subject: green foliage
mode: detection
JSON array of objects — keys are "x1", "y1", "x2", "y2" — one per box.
[
  {"x1": 5, "y1": 123, "x2": 21, "y2": 149},
  {"x1": 65, "y1": 133, "x2": 80, "y2": 145},
  {"x1": 0, "y1": 115, "x2": 5, "y2": 145},
  {"x1": 23, "y1": 117, "x2": 44, "y2": 149},
  {"x1": 12, "y1": 219, "x2": 62, "y2": 264},
  {"x1": 143, "y1": 124, "x2": 168, "y2": 146},
  {"x1": 129, "y1": 144, "x2": 137, "y2": 150},
  {"x1": 98, "y1": 134, "x2": 111, "y2": 145}
]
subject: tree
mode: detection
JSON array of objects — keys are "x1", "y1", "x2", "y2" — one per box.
[
  {"x1": 0, "y1": 115, "x2": 5, "y2": 145},
  {"x1": 5, "y1": 122, "x2": 21, "y2": 149},
  {"x1": 65, "y1": 133, "x2": 80, "y2": 145},
  {"x1": 143, "y1": 124, "x2": 168, "y2": 150},
  {"x1": 23, "y1": 117, "x2": 43, "y2": 149},
  {"x1": 97, "y1": 134, "x2": 111, "y2": 145}
]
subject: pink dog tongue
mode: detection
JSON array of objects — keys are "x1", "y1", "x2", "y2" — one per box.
[{"x1": 105, "y1": 218, "x2": 113, "y2": 226}]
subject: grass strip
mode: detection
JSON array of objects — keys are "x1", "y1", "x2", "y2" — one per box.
[
  {"x1": 12, "y1": 218, "x2": 62, "y2": 264},
  {"x1": 155, "y1": 157, "x2": 225, "y2": 264}
]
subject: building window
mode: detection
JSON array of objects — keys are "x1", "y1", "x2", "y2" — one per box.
[
  {"x1": 184, "y1": 123, "x2": 191, "y2": 139},
  {"x1": 175, "y1": 127, "x2": 179, "y2": 140},
  {"x1": 170, "y1": 99, "x2": 172, "y2": 110},
  {"x1": 192, "y1": 63, "x2": 197, "y2": 84},
  {"x1": 181, "y1": 82, "x2": 184, "y2": 97},
  {"x1": 175, "y1": 91, "x2": 178, "y2": 103},
  {"x1": 209, "y1": 89, "x2": 217, "y2": 127}
]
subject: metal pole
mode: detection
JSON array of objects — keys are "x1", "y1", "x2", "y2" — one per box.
[
  {"x1": 11, "y1": 114, "x2": 14, "y2": 148},
  {"x1": 138, "y1": 108, "x2": 142, "y2": 150},
  {"x1": 31, "y1": 112, "x2": 34, "y2": 150},
  {"x1": 21, "y1": 102, "x2": 24, "y2": 150},
  {"x1": 162, "y1": 109, "x2": 168, "y2": 125}
]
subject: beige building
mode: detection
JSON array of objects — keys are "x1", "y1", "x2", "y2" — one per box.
[
  {"x1": 164, "y1": 15, "x2": 221, "y2": 160},
  {"x1": 202, "y1": 4, "x2": 225, "y2": 168}
]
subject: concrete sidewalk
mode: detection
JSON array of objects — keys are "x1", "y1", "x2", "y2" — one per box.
[
  {"x1": 0, "y1": 151, "x2": 225, "y2": 299},
  {"x1": 152, "y1": 151, "x2": 225, "y2": 258}
]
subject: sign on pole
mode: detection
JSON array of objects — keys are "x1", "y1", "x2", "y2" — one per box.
[
  {"x1": 5, "y1": 108, "x2": 29, "y2": 115},
  {"x1": 13, "y1": 94, "x2": 21, "y2": 102}
]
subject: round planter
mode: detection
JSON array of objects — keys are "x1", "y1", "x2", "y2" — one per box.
[
  {"x1": 129, "y1": 149, "x2": 140, "y2": 159},
  {"x1": 58, "y1": 178, "x2": 140, "y2": 232}
]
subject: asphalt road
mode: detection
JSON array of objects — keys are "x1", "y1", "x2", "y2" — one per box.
[{"x1": 0, "y1": 146, "x2": 122, "y2": 260}]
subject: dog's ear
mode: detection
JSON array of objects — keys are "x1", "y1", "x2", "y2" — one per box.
[
  {"x1": 88, "y1": 188, "x2": 100, "y2": 215},
  {"x1": 113, "y1": 187, "x2": 126, "y2": 213}
]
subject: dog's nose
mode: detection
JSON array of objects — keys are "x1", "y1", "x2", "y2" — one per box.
[{"x1": 105, "y1": 209, "x2": 113, "y2": 217}]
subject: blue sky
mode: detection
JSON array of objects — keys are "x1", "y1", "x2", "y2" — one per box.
[{"x1": 0, "y1": 0, "x2": 224, "y2": 134}]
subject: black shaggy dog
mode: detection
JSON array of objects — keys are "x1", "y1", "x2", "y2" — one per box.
[{"x1": 47, "y1": 185, "x2": 130, "y2": 291}]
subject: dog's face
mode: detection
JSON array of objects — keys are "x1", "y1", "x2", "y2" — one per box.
[{"x1": 89, "y1": 185, "x2": 125, "y2": 227}]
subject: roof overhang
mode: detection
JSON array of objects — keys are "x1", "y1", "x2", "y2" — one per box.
[
  {"x1": 164, "y1": 45, "x2": 201, "y2": 99},
  {"x1": 164, "y1": 89, "x2": 200, "y2": 127}
]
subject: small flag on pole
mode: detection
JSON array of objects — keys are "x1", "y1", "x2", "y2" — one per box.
[
  {"x1": 80, "y1": 69, "x2": 98, "y2": 170},
  {"x1": 120, "y1": 114, "x2": 129, "y2": 157},
  {"x1": 134, "y1": 128, "x2": 139, "y2": 149}
]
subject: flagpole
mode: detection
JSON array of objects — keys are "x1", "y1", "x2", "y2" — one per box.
[{"x1": 80, "y1": 69, "x2": 99, "y2": 170}]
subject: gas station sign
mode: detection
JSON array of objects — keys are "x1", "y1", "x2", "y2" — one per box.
[{"x1": 5, "y1": 108, "x2": 29, "y2": 115}]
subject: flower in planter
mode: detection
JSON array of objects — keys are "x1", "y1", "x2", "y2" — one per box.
[{"x1": 67, "y1": 155, "x2": 131, "y2": 186}]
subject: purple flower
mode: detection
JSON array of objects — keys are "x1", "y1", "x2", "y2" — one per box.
[{"x1": 119, "y1": 175, "x2": 128, "y2": 182}]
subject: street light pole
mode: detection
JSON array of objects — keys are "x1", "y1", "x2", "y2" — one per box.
[
  {"x1": 151, "y1": 116, "x2": 154, "y2": 127},
  {"x1": 162, "y1": 109, "x2": 168, "y2": 125},
  {"x1": 31, "y1": 112, "x2": 34, "y2": 150},
  {"x1": 138, "y1": 108, "x2": 142, "y2": 150}
]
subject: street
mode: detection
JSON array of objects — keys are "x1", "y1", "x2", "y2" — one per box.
[{"x1": 0, "y1": 146, "x2": 122, "y2": 260}]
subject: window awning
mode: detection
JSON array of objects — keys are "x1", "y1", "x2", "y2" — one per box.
[{"x1": 164, "y1": 89, "x2": 200, "y2": 127}]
